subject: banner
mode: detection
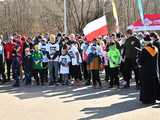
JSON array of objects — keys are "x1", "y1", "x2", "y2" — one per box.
[{"x1": 128, "y1": 14, "x2": 160, "y2": 31}]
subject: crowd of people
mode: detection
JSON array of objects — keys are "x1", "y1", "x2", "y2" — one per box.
[{"x1": 0, "y1": 29, "x2": 160, "y2": 104}]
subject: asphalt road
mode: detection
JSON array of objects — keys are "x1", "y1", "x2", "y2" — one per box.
[{"x1": 0, "y1": 83, "x2": 159, "y2": 120}]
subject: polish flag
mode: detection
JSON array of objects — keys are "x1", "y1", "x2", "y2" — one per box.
[{"x1": 83, "y1": 16, "x2": 108, "y2": 42}]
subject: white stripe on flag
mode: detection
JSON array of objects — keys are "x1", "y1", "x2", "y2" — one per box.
[{"x1": 83, "y1": 16, "x2": 107, "y2": 35}]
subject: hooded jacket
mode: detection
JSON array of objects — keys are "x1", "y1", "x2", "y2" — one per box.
[
  {"x1": 108, "y1": 44, "x2": 121, "y2": 68},
  {"x1": 31, "y1": 50, "x2": 43, "y2": 70}
]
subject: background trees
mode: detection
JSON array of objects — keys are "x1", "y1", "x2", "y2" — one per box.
[{"x1": 0, "y1": 0, "x2": 159, "y2": 34}]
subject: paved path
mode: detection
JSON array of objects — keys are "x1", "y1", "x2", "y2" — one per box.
[{"x1": 0, "y1": 83, "x2": 159, "y2": 120}]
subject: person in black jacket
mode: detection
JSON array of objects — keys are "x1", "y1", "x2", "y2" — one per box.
[
  {"x1": 123, "y1": 29, "x2": 141, "y2": 88},
  {"x1": 139, "y1": 35, "x2": 160, "y2": 104},
  {"x1": 12, "y1": 42, "x2": 21, "y2": 87},
  {"x1": 150, "y1": 32, "x2": 160, "y2": 100},
  {"x1": 0, "y1": 38, "x2": 6, "y2": 84},
  {"x1": 151, "y1": 32, "x2": 160, "y2": 72},
  {"x1": 23, "y1": 48, "x2": 32, "y2": 85}
]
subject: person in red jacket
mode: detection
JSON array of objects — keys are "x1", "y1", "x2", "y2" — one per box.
[
  {"x1": 4, "y1": 40, "x2": 15, "y2": 81},
  {"x1": 14, "y1": 35, "x2": 24, "y2": 80}
]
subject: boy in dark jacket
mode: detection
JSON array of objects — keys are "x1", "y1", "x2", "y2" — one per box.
[
  {"x1": 24, "y1": 48, "x2": 32, "y2": 85},
  {"x1": 12, "y1": 42, "x2": 20, "y2": 87}
]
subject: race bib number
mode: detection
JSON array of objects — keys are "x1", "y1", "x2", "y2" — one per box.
[
  {"x1": 50, "y1": 46, "x2": 56, "y2": 55},
  {"x1": 41, "y1": 47, "x2": 46, "y2": 52},
  {"x1": 61, "y1": 58, "x2": 67, "y2": 65},
  {"x1": 68, "y1": 51, "x2": 75, "y2": 58}
]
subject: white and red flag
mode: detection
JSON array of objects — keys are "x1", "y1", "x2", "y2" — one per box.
[{"x1": 83, "y1": 16, "x2": 108, "y2": 42}]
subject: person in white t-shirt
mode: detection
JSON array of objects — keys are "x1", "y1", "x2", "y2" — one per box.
[
  {"x1": 67, "y1": 41, "x2": 82, "y2": 86},
  {"x1": 39, "y1": 38, "x2": 49, "y2": 83},
  {"x1": 59, "y1": 45, "x2": 71, "y2": 85},
  {"x1": 48, "y1": 34, "x2": 60, "y2": 85}
]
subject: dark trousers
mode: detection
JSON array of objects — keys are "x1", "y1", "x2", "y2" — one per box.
[
  {"x1": 104, "y1": 65, "x2": 110, "y2": 82},
  {"x1": 42, "y1": 62, "x2": 48, "y2": 82},
  {"x1": 109, "y1": 67, "x2": 119, "y2": 87},
  {"x1": 123, "y1": 58, "x2": 139, "y2": 86},
  {"x1": 6, "y1": 59, "x2": 12, "y2": 81},
  {"x1": 70, "y1": 65, "x2": 82, "y2": 81},
  {"x1": 25, "y1": 72, "x2": 32, "y2": 85},
  {"x1": 12, "y1": 61, "x2": 20, "y2": 86},
  {"x1": 24, "y1": 68, "x2": 32, "y2": 85},
  {"x1": 82, "y1": 61, "x2": 91, "y2": 84},
  {"x1": 0, "y1": 62, "x2": 6, "y2": 82},
  {"x1": 32, "y1": 69, "x2": 44, "y2": 85},
  {"x1": 91, "y1": 70, "x2": 102, "y2": 87},
  {"x1": 61, "y1": 74, "x2": 69, "y2": 85}
]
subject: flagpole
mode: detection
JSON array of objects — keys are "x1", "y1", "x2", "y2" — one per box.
[
  {"x1": 64, "y1": 0, "x2": 68, "y2": 34},
  {"x1": 136, "y1": 0, "x2": 145, "y2": 31},
  {"x1": 110, "y1": 0, "x2": 120, "y2": 33},
  {"x1": 136, "y1": 0, "x2": 144, "y2": 24}
]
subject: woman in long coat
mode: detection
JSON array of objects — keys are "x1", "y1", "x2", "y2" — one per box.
[{"x1": 139, "y1": 35, "x2": 160, "y2": 104}]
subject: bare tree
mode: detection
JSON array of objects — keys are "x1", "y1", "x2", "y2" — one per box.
[{"x1": 0, "y1": 0, "x2": 159, "y2": 34}]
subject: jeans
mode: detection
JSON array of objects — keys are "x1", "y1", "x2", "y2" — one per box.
[
  {"x1": 61, "y1": 74, "x2": 69, "y2": 84},
  {"x1": 12, "y1": 59, "x2": 20, "y2": 86},
  {"x1": 24, "y1": 71, "x2": 32, "y2": 85},
  {"x1": 48, "y1": 61, "x2": 59, "y2": 83}
]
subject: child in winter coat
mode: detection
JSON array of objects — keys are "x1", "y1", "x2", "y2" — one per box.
[
  {"x1": 23, "y1": 48, "x2": 32, "y2": 85},
  {"x1": 107, "y1": 42, "x2": 121, "y2": 88},
  {"x1": 31, "y1": 45, "x2": 44, "y2": 86},
  {"x1": 87, "y1": 41, "x2": 102, "y2": 89}
]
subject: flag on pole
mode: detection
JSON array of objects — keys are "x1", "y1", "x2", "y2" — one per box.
[
  {"x1": 111, "y1": 0, "x2": 119, "y2": 32},
  {"x1": 136, "y1": 0, "x2": 145, "y2": 24},
  {"x1": 83, "y1": 16, "x2": 108, "y2": 42}
]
